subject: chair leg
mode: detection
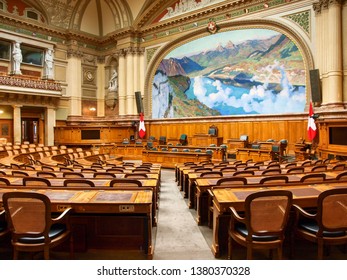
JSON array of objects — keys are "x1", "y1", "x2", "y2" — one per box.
[
  {"x1": 44, "y1": 247, "x2": 50, "y2": 260},
  {"x1": 317, "y1": 241, "x2": 324, "y2": 260},
  {"x1": 277, "y1": 246, "x2": 283, "y2": 260},
  {"x1": 13, "y1": 249, "x2": 18, "y2": 260},
  {"x1": 246, "y1": 245, "x2": 253, "y2": 260},
  {"x1": 227, "y1": 235, "x2": 232, "y2": 260},
  {"x1": 69, "y1": 234, "x2": 74, "y2": 260}
]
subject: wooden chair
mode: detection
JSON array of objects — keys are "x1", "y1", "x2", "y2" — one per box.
[
  {"x1": 266, "y1": 164, "x2": 281, "y2": 170},
  {"x1": 284, "y1": 162, "x2": 297, "y2": 168},
  {"x1": 10, "y1": 163, "x2": 22, "y2": 170},
  {"x1": 245, "y1": 166, "x2": 260, "y2": 171},
  {"x1": 0, "y1": 177, "x2": 11, "y2": 186},
  {"x1": 261, "y1": 169, "x2": 281, "y2": 175},
  {"x1": 301, "y1": 160, "x2": 312, "y2": 166},
  {"x1": 292, "y1": 188, "x2": 347, "y2": 259},
  {"x1": 233, "y1": 170, "x2": 254, "y2": 177},
  {"x1": 300, "y1": 173, "x2": 326, "y2": 183},
  {"x1": 41, "y1": 165, "x2": 55, "y2": 171},
  {"x1": 311, "y1": 165, "x2": 327, "y2": 172},
  {"x1": 106, "y1": 168, "x2": 125, "y2": 174},
  {"x1": 286, "y1": 166, "x2": 305, "y2": 174},
  {"x1": 332, "y1": 163, "x2": 346, "y2": 171},
  {"x1": 60, "y1": 167, "x2": 74, "y2": 172},
  {"x1": 63, "y1": 179, "x2": 95, "y2": 188},
  {"x1": 0, "y1": 210, "x2": 9, "y2": 240},
  {"x1": 80, "y1": 168, "x2": 97, "y2": 173},
  {"x1": 336, "y1": 171, "x2": 347, "y2": 181},
  {"x1": 2, "y1": 191, "x2": 73, "y2": 260},
  {"x1": 124, "y1": 173, "x2": 148, "y2": 179},
  {"x1": 11, "y1": 170, "x2": 29, "y2": 177},
  {"x1": 199, "y1": 171, "x2": 223, "y2": 178},
  {"x1": 23, "y1": 177, "x2": 51, "y2": 187},
  {"x1": 216, "y1": 177, "x2": 247, "y2": 186},
  {"x1": 109, "y1": 178, "x2": 142, "y2": 188},
  {"x1": 228, "y1": 190, "x2": 292, "y2": 260},
  {"x1": 63, "y1": 172, "x2": 84, "y2": 178},
  {"x1": 0, "y1": 170, "x2": 7, "y2": 176},
  {"x1": 93, "y1": 172, "x2": 116, "y2": 178},
  {"x1": 259, "y1": 175, "x2": 289, "y2": 185},
  {"x1": 220, "y1": 166, "x2": 237, "y2": 172},
  {"x1": 37, "y1": 171, "x2": 57, "y2": 178}
]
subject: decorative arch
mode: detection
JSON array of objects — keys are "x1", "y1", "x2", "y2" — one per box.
[{"x1": 144, "y1": 19, "x2": 314, "y2": 119}]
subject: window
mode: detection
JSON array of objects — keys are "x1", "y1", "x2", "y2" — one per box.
[
  {"x1": 26, "y1": 10, "x2": 39, "y2": 21},
  {"x1": 0, "y1": 40, "x2": 10, "y2": 60},
  {"x1": 21, "y1": 45, "x2": 43, "y2": 66}
]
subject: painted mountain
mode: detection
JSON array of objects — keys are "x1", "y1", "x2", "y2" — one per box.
[{"x1": 152, "y1": 28, "x2": 306, "y2": 118}]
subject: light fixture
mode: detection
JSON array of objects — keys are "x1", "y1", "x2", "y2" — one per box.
[
  {"x1": 89, "y1": 107, "x2": 96, "y2": 111},
  {"x1": 0, "y1": 110, "x2": 4, "y2": 114}
]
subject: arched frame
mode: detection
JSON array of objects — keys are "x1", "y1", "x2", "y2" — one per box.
[{"x1": 144, "y1": 19, "x2": 314, "y2": 119}]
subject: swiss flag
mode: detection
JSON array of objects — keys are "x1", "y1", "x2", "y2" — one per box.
[
  {"x1": 307, "y1": 102, "x2": 317, "y2": 141},
  {"x1": 139, "y1": 113, "x2": 146, "y2": 139}
]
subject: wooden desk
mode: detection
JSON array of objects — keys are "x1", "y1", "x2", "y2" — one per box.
[
  {"x1": 5, "y1": 176, "x2": 159, "y2": 227},
  {"x1": 191, "y1": 135, "x2": 223, "y2": 146},
  {"x1": 236, "y1": 148, "x2": 275, "y2": 162},
  {"x1": 142, "y1": 150, "x2": 212, "y2": 168},
  {"x1": 210, "y1": 182, "x2": 347, "y2": 258},
  {"x1": 0, "y1": 187, "x2": 153, "y2": 258},
  {"x1": 194, "y1": 170, "x2": 346, "y2": 226}
]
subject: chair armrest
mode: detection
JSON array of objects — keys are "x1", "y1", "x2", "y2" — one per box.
[
  {"x1": 292, "y1": 204, "x2": 316, "y2": 219},
  {"x1": 52, "y1": 207, "x2": 73, "y2": 224},
  {"x1": 229, "y1": 206, "x2": 245, "y2": 223}
]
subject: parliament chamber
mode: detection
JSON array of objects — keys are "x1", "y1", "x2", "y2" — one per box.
[{"x1": 0, "y1": 0, "x2": 347, "y2": 261}]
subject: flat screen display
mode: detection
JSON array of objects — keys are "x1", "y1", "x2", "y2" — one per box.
[
  {"x1": 329, "y1": 127, "x2": 347, "y2": 145},
  {"x1": 81, "y1": 129, "x2": 100, "y2": 140}
]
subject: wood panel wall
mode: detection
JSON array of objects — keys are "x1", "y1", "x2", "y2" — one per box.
[
  {"x1": 146, "y1": 116, "x2": 309, "y2": 154},
  {"x1": 54, "y1": 126, "x2": 135, "y2": 145},
  {"x1": 53, "y1": 115, "x2": 309, "y2": 154}
]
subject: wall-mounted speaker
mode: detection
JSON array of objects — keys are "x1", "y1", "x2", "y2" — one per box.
[
  {"x1": 135, "y1": 91, "x2": 144, "y2": 114},
  {"x1": 309, "y1": 69, "x2": 322, "y2": 103}
]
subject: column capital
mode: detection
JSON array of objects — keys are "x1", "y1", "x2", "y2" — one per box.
[{"x1": 67, "y1": 49, "x2": 84, "y2": 58}]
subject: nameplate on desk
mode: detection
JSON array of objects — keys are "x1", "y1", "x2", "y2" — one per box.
[
  {"x1": 94, "y1": 192, "x2": 133, "y2": 202},
  {"x1": 290, "y1": 188, "x2": 321, "y2": 197},
  {"x1": 45, "y1": 191, "x2": 76, "y2": 201}
]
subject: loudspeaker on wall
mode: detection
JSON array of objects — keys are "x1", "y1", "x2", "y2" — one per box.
[
  {"x1": 135, "y1": 91, "x2": 144, "y2": 114},
  {"x1": 309, "y1": 69, "x2": 322, "y2": 103}
]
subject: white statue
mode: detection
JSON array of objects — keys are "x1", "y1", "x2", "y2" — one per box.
[
  {"x1": 12, "y1": 42, "x2": 22, "y2": 74},
  {"x1": 44, "y1": 48, "x2": 54, "y2": 79},
  {"x1": 108, "y1": 69, "x2": 118, "y2": 91}
]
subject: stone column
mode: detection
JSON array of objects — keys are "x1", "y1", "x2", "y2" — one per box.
[
  {"x1": 314, "y1": 0, "x2": 343, "y2": 108},
  {"x1": 12, "y1": 105, "x2": 22, "y2": 144},
  {"x1": 342, "y1": 0, "x2": 347, "y2": 104},
  {"x1": 327, "y1": 0, "x2": 343, "y2": 105},
  {"x1": 45, "y1": 107, "x2": 56, "y2": 146},
  {"x1": 66, "y1": 48, "x2": 83, "y2": 116},
  {"x1": 126, "y1": 47, "x2": 135, "y2": 115},
  {"x1": 118, "y1": 50, "x2": 126, "y2": 116},
  {"x1": 97, "y1": 56, "x2": 105, "y2": 117}
]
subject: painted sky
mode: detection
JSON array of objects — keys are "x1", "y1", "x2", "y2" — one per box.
[{"x1": 166, "y1": 29, "x2": 280, "y2": 59}]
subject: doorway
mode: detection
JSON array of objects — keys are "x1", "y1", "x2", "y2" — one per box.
[{"x1": 21, "y1": 118, "x2": 39, "y2": 144}]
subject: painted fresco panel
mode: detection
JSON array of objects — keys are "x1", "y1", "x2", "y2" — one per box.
[{"x1": 152, "y1": 28, "x2": 306, "y2": 119}]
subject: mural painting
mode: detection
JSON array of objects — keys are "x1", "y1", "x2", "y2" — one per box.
[{"x1": 152, "y1": 28, "x2": 306, "y2": 119}]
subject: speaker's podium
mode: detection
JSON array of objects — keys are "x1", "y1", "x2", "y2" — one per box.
[{"x1": 191, "y1": 125, "x2": 223, "y2": 146}]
